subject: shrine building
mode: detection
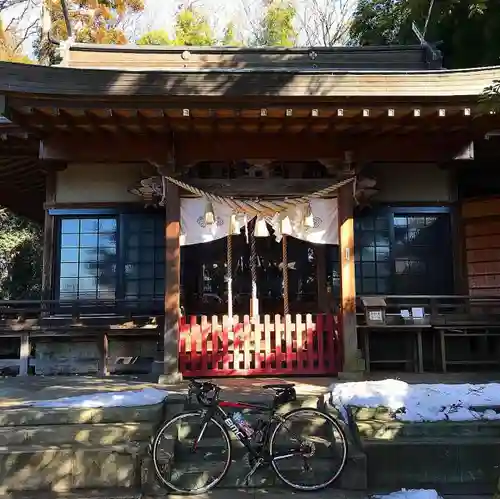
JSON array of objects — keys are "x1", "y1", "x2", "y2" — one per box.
[{"x1": 1, "y1": 43, "x2": 500, "y2": 377}]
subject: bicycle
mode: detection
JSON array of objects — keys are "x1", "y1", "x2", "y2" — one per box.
[{"x1": 151, "y1": 379, "x2": 348, "y2": 494}]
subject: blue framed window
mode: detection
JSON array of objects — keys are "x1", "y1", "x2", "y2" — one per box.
[
  {"x1": 122, "y1": 214, "x2": 165, "y2": 305},
  {"x1": 55, "y1": 210, "x2": 165, "y2": 307},
  {"x1": 58, "y1": 217, "x2": 118, "y2": 301},
  {"x1": 355, "y1": 207, "x2": 454, "y2": 295}
]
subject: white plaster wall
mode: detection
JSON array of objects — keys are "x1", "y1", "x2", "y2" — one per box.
[
  {"x1": 56, "y1": 163, "x2": 144, "y2": 203},
  {"x1": 370, "y1": 163, "x2": 451, "y2": 203}
]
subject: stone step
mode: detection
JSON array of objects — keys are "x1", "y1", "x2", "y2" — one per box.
[
  {"x1": 145, "y1": 451, "x2": 366, "y2": 491},
  {"x1": 0, "y1": 405, "x2": 163, "y2": 427},
  {"x1": 0, "y1": 442, "x2": 145, "y2": 493},
  {"x1": 0, "y1": 488, "x2": 142, "y2": 499},
  {"x1": 364, "y1": 437, "x2": 500, "y2": 495},
  {"x1": 0, "y1": 422, "x2": 155, "y2": 447},
  {"x1": 0, "y1": 394, "x2": 185, "y2": 427},
  {"x1": 357, "y1": 420, "x2": 500, "y2": 439}
]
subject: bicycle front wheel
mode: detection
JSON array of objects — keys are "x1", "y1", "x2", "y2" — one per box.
[
  {"x1": 269, "y1": 407, "x2": 348, "y2": 491},
  {"x1": 152, "y1": 410, "x2": 232, "y2": 494}
]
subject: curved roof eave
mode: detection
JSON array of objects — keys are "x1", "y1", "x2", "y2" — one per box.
[{"x1": 0, "y1": 61, "x2": 498, "y2": 99}]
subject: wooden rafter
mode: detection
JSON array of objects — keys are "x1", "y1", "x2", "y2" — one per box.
[{"x1": 3, "y1": 103, "x2": 490, "y2": 138}]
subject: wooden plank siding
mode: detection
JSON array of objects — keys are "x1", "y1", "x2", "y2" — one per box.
[{"x1": 463, "y1": 197, "x2": 500, "y2": 296}]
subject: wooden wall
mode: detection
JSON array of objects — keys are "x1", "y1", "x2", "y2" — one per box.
[
  {"x1": 462, "y1": 197, "x2": 500, "y2": 296},
  {"x1": 56, "y1": 163, "x2": 144, "y2": 203},
  {"x1": 369, "y1": 163, "x2": 451, "y2": 202}
]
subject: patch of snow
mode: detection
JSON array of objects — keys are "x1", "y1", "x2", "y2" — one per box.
[
  {"x1": 27, "y1": 388, "x2": 169, "y2": 408},
  {"x1": 330, "y1": 379, "x2": 500, "y2": 422},
  {"x1": 374, "y1": 489, "x2": 442, "y2": 499}
]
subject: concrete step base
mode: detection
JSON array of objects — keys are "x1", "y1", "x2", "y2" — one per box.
[
  {"x1": 0, "y1": 443, "x2": 144, "y2": 493},
  {"x1": 0, "y1": 394, "x2": 185, "y2": 427},
  {"x1": 142, "y1": 451, "x2": 366, "y2": 492},
  {"x1": 365, "y1": 438, "x2": 500, "y2": 495},
  {"x1": 0, "y1": 423, "x2": 155, "y2": 447},
  {"x1": 357, "y1": 419, "x2": 500, "y2": 440},
  {"x1": 0, "y1": 405, "x2": 163, "y2": 427},
  {"x1": 0, "y1": 488, "x2": 142, "y2": 499}
]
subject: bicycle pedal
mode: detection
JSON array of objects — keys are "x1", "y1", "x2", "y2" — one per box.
[{"x1": 242, "y1": 457, "x2": 264, "y2": 485}]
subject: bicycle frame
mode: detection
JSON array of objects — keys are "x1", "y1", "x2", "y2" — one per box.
[{"x1": 194, "y1": 398, "x2": 302, "y2": 470}]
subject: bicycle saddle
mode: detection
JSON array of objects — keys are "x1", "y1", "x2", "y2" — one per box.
[{"x1": 263, "y1": 383, "x2": 295, "y2": 390}]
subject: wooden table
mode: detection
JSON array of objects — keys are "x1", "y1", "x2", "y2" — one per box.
[
  {"x1": 433, "y1": 323, "x2": 500, "y2": 372},
  {"x1": 357, "y1": 324, "x2": 432, "y2": 373}
]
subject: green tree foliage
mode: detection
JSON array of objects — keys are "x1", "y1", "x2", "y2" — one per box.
[
  {"x1": 0, "y1": 209, "x2": 42, "y2": 299},
  {"x1": 137, "y1": 29, "x2": 170, "y2": 45},
  {"x1": 173, "y1": 3, "x2": 214, "y2": 46},
  {"x1": 137, "y1": 3, "x2": 214, "y2": 46},
  {"x1": 221, "y1": 21, "x2": 241, "y2": 46},
  {"x1": 350, "y1": 0, "x2": 500, "y2": 69},
  {"x1": 252, "y1": 0, "x2": 297, "y2": 47}
]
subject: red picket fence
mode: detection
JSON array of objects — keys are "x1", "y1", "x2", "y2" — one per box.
[{"x1": 179, "y1": 313, "x2": 341, "y2": 377}]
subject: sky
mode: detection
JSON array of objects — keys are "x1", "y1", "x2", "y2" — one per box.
[{"x1": 2, "y1": 0, "x2": 356, "y2": 56}]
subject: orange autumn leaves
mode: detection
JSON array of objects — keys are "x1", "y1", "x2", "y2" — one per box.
[{"x1": 48, "y1": 0, "x2": 144, "y2": 44}]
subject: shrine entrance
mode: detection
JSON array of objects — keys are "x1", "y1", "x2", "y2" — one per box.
[
  {"x1": 131, "y1": 156, "x2": 360, "y2": 378},
  {"x1": 170, "y1": 175, "x2": 347, "y2": 376},
  {"x1": 182, "y1": 230, "x2": 327, "y2": 317}
]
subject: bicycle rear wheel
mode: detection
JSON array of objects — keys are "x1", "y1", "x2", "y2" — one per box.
[
  {"x1": 269, "y1": 407, "x2": 348, "y2": 491},
  {"x1": 152, "y1": 410, "x2": 232, "y2": 494}
]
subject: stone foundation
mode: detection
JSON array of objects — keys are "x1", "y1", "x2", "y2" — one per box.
[{"x1": 34, "y1": 339, "x2": 157, "y2": 375}]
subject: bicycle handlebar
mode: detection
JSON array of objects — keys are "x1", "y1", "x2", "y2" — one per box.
[{"x1": 188, "y1": 379, "x2": 220, "y2": 407}]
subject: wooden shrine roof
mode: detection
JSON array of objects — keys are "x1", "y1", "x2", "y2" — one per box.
[
  {"x1": 0, "y1": 44, "x2": 498, "y2": 220},
  {"x1": 63, "y1": 44, "x2": 442, "y2": 71},
  {"x1": 0, "y1": 119, "x2": 43, "y2": 221},
  {"x1": 2, "y1": 61, "x2": 500, "y2": 99}
]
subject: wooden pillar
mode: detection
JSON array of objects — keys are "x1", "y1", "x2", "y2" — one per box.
[
  {"x1": 338, "y1": 183, "x2": 363, "y2": 376},
  {"x1": 161, "y1": 180, "x2": 183, "y2": 383},
  {"x1": 41, "y1": 169, "x2": 56, "y2": 303}
]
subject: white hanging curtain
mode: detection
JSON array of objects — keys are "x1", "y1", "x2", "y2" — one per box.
[
  {"x1": 180, "y1": 198, "x2": 338, "y2": 246},
  {"x1": 180, "y1": 198, "x2": 255, "y2": 246},
  {"x1": 267, "y1": 198, "x2": 339, "y2": 245}
]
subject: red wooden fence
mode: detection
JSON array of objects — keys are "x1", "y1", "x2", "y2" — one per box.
[{"x1": 179, "y1": 313, "x2": 341, "y2": 377}]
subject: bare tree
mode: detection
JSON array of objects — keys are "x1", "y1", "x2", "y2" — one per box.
[
  {"x1": 297, "y1": 0, "x2": 355, "y2": 46},
  {"x1": 1, "y1": 0, "x2": 40, "y2": 53}
]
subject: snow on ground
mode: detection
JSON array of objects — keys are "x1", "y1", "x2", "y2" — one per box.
[
  {"x1": 26, "y1": 388, "x2": 169, "y2": 408},
  {"x1": 374, "y1": 490, "x2": 442, "y2": 499},
  {"x1": 330, "y1": 379, "x2": 500, "y2": 422}
]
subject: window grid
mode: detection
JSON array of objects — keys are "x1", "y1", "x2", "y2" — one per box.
[
  {"x1": 354, "y1": 210, "x2": 453, "y2": 295},
  {"x1": 122, "y1": 214, "x2": 165, "y2": 304},
  {"x1": 355, "y1": 215, "x2": 391, "y2": 294},
  {"x1": 58, "y1": 217, "x2": 117, "y2": 301}
]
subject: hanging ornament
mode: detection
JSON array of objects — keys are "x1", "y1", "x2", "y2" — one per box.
[
  {"x1": 229, "y1": 213, "x2": 241, "y2": 236},
  {"x1": 280, "y1": 213, "x2": 293, "y2": 235},
  {"x1": 254, "y1": 217, "x2": 270, "y2": 238},
  {"x1": 303, "y1": 202, "x2": 314, "y2": 228},
  {"x1": 204, "y1": 198, "x2": 215, "y2": 225}
]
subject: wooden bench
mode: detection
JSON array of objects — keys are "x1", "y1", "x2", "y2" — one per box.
[{"x1": 357, "y1": 324, "x2": 432, "y2": 373}]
